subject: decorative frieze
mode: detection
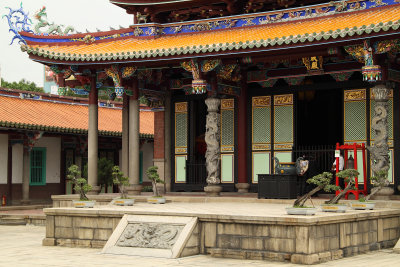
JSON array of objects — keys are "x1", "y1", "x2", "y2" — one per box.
[
  {"x1": 274, "y1": 94, "x2": 293, "y2": 106},
  {"x1": 344, "y1": 89, "x2": 366, "y2": 101},
  {"x1": 252, "y1": 96, "x2": 271, "y2": 107},
  {"x1": 175, "y1": 102, "x2": 188, "y2": 113}
]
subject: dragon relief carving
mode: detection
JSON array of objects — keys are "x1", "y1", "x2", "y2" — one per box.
[
  {"x1": 205, "y1": 98, "x2": 221, "y2": 185},
  {"x1": 367, "y1": 85, "x2": 390, "y2": 178},
  {"x1": 34, "y1": 6, "x2": 75, "y2": 35},
  {"x1": 117, "y1": 223, "x2": 183, "y2": 249}
]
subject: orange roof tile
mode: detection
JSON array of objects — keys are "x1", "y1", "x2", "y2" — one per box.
[
  {"x1": 0, "y1": 95, "x2": 154, "y2": 137},
  {"x1": 23, "y1": 5, "x2": 400, "y2": 62}
]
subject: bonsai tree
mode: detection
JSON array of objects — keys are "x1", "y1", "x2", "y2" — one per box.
[
  {"x1": 294, "y1": 172, "x2": 339, "y2": 207},
  {"x1": 112, "y1": 166, "x2": 129, "y2": 199},
  {"x1": 146, "y1": 166, "x2": 164, "y2": 197},
  {"x1": 325, "y1": 168, "x2": 359, "y2": 204},
  {"x1": 67, "y1": 164, "x2": 92, "y2": 201},
  {"x1": 83, "y1": 157, "x2": 114, "y2": 191},
  {"x1": 364, "y1": 170, "x2": 389, "y2": 201}
]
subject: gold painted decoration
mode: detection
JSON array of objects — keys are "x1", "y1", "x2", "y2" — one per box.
[
  {"x1": 274, "y1": 94, "x2": 293, "y2": 106},
  {"x1": 344, "y1": 89, "x2": 366, "y2": 101},
  {"x1": 175, "y1": 147, "x2": 187, "y2": 154},
  {"x1": 252, "y1": 96, "x2": 271, "y2": 107},
  {"x1": 221, "y1": 99, "x2": 234, "y2": 110},
  {"x1": 302, "y1": 56, "x2": 323, "y2": 71},
  {"x1": 175, "y1": 102, "x2": 187, "y2": 113},
  {"x1": 221, "y1": 146, "x2": 234, "y2": 152},
  {"x1": 252, "y1": 144, "x2": 270, "y2": 150},
  {"x1": 274, "y1": 144, "x2": 293, "y2": 150}
]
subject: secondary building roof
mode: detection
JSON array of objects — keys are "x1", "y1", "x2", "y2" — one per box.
[
  {"x1": 0, "y1": 91, "x2": 154, "y2": 138},
  {"x1": 19, "y1": 2, "x2": 400, "y2": 64}
]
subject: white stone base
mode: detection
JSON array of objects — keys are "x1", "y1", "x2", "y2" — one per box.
[{"x1": 102, "y1": 215, "x2": 198, "y2": 258}]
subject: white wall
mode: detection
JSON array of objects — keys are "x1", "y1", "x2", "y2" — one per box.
[
  {"x1": 35, "y1": 137, "x2": 61, "y2": 184},
  {"x1": 12, "y1": 143, "x2": 23, "y2": 184},
  {"x1": 0, "y1": 134, "x2": 8, "y2": 184}
]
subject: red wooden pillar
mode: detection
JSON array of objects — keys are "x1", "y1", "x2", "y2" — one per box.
[
  {"x1": 236, "y1": 71, "x2": 249, "y2": 193},
  {"x1": 153, "y1": 110, "x2": 166, "y2": 193}
]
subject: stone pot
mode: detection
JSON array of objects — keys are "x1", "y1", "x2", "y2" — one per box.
[
  {"x1": 286, "y1": 207, "x2": 317, "y2": 216},
  {"x1": 147, "y1": 196, "x2": 166, "y2": 204},
  {"x1": 350, "y1": 201, "x2": 376, "y2": 210},
  {"x1": 113, "y1": 198, "x2": 134, "y2": 206},
  {"x1": 321, "y1": 204, "x2": 348, "y2": 213},
  {"x1": 72, "y1": 200, "x2": 96, "y2": 208}
]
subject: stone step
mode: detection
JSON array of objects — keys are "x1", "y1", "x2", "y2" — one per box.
[{"x1": 0, "y1": 216, "x2": 27, "y2": 225}]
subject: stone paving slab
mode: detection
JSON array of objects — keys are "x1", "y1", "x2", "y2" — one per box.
[{"x1": 1, "y1": 225, "x2": 400, "y2": 267}]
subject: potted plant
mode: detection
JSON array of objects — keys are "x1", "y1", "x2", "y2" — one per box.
[
  {"x1": 83, "y1": 158, "x2": 114, "y2": 193},
  {"x1": 111, "y1": 166, "x2": 134, "y2": 206},
  {"x1": 67, "y1": 165, "x2": 95, "y2": 208},
  {"x1": 146, "y1": 166, "x2": 166, "y2": 204},
  {"x1": 351, "y1": 170, "x2": 388, "y2": 210},
  {"x1": 322, "y1": 169, "x2": 360, "y2": 212},
  {"x1": 287, "y1": 172, "x2": 337, "y2": 215}
]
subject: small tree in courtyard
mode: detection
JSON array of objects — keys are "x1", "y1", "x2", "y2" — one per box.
[
  {"x1": 325, "y1": 169, "x2": 359, "y2": 204},
  {"x1": 112, "y1": 166, "x2": 129, "y2": 199},
  {"x1": 294, "y1": 172, "x2": 339, "y2": 207},
  {"x1": 67, "y1": 164, "x2": 92, "y2": 201},
  {"x1": 146, "y1": 166, "x2": 164, "y2": 197}
]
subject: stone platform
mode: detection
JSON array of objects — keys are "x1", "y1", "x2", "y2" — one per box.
[{"x1": 43, "y1": 201, "x2": 400, "y2": 265}]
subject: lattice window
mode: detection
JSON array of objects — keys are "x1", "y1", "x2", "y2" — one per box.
[
  {"x1": 175, "y1": 113, "x2": 188, "y2": 148},
  {"x1": 344, "y1": 101, "x2": 366, "y2": 142},
  {"x1": 30, "y1": 147, "x2": 46, "y2": 186},
  {"x1": 253, "y1": 107, "x2": 271, "y2": 144},
  {"x1": 221, "y1": 109, "x2": 234, "y2": 146},
  {"x1": 274, "y1": 105, "x2": 293, "y2": 144}
]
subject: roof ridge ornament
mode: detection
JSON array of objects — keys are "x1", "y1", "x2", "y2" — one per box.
[
  {"x1": 33, "y1": 6, "x2": 75, "y2": 35},
  {"x1": 3, "y1": 2, "x2": 33, "y2": 45}
]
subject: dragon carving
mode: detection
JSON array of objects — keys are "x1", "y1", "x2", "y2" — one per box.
[
  {"x1": 3, "y1": 3, "x2": 33, "y2": 45},
  {"x1": 205, "y1": 98, "x2": 221, "y2": 185},
  {"x1": 367, "y1": 85, "x2": 390, "y2": 179},
  {"x1": 34, "y1": 6, "x2": 75, "y2": 35}
]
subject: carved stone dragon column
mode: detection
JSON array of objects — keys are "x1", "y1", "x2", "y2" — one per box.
[
  {"x1": 368, "y1": 84, "x2": 393, "y2": 198},
  {"x1": 204, "y1": 97, "x2": 222, "y2": 196}
]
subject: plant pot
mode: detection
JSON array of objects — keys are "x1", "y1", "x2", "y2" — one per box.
[
  {"x1": 113, "y1": 198, "x2": 134, "y2": 206},
  {"x1": 321, "y1": 204, "x2": 348, "y2": 213},
  {"x1": 147, "y1": 196, "x2": 166, "y2": 204},
  {"x1": 72, "y1": 200, "x2": 96, "y2": 208},
  {"x1": 286, "y1": 207, "x2": 317, "y2": 215},
  {"x1": 350, "y1": 201, "x2": 376, "y2": 210}
]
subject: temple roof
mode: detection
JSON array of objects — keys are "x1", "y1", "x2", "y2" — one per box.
[
  {"x1": 19, "y1": 2, "x2": 400, "y2": 64},
  {"x1": 0, "y1": 90, "x2": 154, "y2": 138}
]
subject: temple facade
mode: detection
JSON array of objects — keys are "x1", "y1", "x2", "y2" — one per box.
[{"x1": 6, "y1": 0, "x2": 400, "y2": 196}]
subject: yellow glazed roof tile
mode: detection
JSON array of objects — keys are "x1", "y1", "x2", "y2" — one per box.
[{"x1": 24, "y1": 5, "x2": 400, "y2": 60}]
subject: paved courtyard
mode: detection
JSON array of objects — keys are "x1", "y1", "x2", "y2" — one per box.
[{"x1": 0, "y1": 225, "x2": 399, "y2": 267}]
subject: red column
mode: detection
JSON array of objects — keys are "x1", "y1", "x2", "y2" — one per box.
[
  {"x1": 236, "y1": 72, "x2": 249, "y2": 192},
  {"x1": 154, "y1": 111, "x2": 165, "y2": 159}
]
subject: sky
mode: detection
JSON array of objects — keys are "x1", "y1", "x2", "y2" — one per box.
[{"x1": 0, "y1": 0, "x2": 133, "y2": 87}]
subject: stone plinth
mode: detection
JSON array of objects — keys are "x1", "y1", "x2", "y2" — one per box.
[
  {"x1": 204, "y1": 185, "x2": 222, "y2": 197},
  {"x1": 43, "y1": 203, "x2": 400, "y2": 264},
  {"x1": 235, "y1": 183, "x2": 250, "y2": 193},
  {"x1": 126, "y1": 185, "x2": 143, "y2": 196}
]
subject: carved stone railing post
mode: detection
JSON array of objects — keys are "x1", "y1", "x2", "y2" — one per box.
[
  {"x1": 204, "y1": 97, "x2": 222, "y2": 196},
  {"x1": 368, "y1": 84, "x2": 393, "y2": 198}
]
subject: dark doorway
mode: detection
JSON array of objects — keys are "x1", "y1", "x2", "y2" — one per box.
[
  {"x1": 186, "y1": 98, "x2": 207, "y2": 188},
  {"x1": 296, "y1": 88, "x2": 342, "y2": 146}
]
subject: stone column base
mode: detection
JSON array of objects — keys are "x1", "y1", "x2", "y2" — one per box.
[
  {"x1": 156, "y1": 184, "x2": 165, "y2": 195},
  {"x1": 204, "y1": 185, "x2": 223, "y2": 197},
  {"x1": 87, "y1": 185, "x2": 101, "y2": 195},
  {"x1": 235, "y1": 183, "x2": 250, "y2": 193},
  {"x1": 371, "y1": 186, "x2": 395, "y2": 200},
  {"x1": 20, "y1": 199, "x2": 31, "y2": 205},
  {"x1": 127, "y1": 184, "x2": 143, "y2": 195}
]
